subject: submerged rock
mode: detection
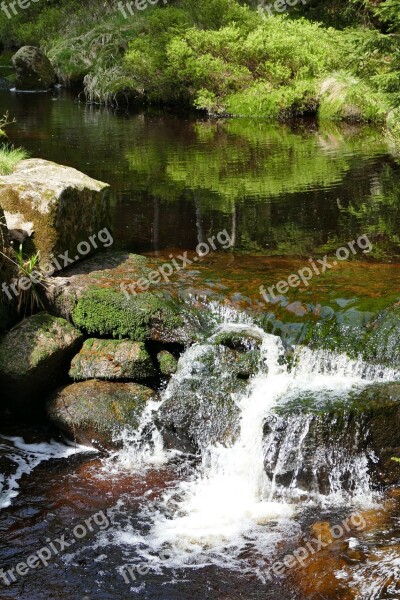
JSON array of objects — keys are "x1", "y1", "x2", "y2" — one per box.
[
  {"x1": 69, "y1": 338, "x2": 156, "y2": 381},
  {"x1": 157, "y1": 350, "x2": 178, "y2": 377},
  {"x1": 47, "y1": 380, "x2": 156, "y2": 448},
  {"x1": 12, "y1": 46, "x2": 56, "y2": 91},
  {"x1": 0, "y1": 159, "x2": 110, "y2": 263},
  {"x1": 0, "y1": 312, "x2": 83, "y2": 412}
]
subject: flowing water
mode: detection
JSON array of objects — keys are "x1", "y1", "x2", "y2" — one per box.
[{"x1": 1, "y1": 87, "x2": 400, "y2": 598}]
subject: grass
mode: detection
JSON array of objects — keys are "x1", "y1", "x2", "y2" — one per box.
[
  {"x1": 0, "y1": 146, "x2": 29, "y2": 175},
  {"x1": 12, "y1": 244, "x2": 47, "y2": 316}
]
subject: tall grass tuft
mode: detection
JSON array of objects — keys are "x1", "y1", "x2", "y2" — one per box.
[
  {"x1": 0, "y1": 146, "x2": 29, "y2": 175},
  {"x1": 12, "y1": 244, "x2": 47, "y2": 316}
]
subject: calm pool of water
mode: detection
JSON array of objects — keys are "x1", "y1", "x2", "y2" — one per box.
[{"x1": 1, "y1": 89, "x2": 400, "y2": 260}]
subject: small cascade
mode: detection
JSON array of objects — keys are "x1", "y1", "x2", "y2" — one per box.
[{"x1": 108, "y1": 311, "x2": 400, "y2": 573}]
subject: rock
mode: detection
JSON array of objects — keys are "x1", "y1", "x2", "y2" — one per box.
[
  {"x1": 71, "y1": 288, "x2": 196, "y2": 345},
  {"x1": 12, "y1": 46, "x2": 56, "y2": 90},
  {"x1": 0, "y1": 209, "x2": 15, "y2": 331},
  {"x1": 155, "y1": 344, "x2": 259, "y2": 453},
  {"x1": 4, "y1": 211, "x2": 34, "y2": 243},
  {"x1": 0, "y1": 159, "x2": 110, "y2": 263},
  {"x1": 157, "y1": 350, "x2": 178, "y2": 376},
  {"x1": 69, "y1": 338, "x2": 156, "y2": 381},
  {"x1": 263, "y1": 382, "x2": 400, "y2": 495},
  {"x1": 211, "y1": 328, "x2": 262, "y2": 352},
  {"x1": 47, "y1": 380, "x2": 157, "y2": 449},
  {"x1": 0, "y1": 312, "x2": 83, "y2": 412}
]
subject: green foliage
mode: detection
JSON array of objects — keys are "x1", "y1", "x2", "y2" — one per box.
[
  {"x1": 12, "y1": 244, "x2": 47, "y2": 316},
  {"x1": 1, "y1": 0, "x2": 400, "y2": 121},
  {"x1": 318, "y1": 71, "x2": 389, "y2": 122},
  {"x1": 72, "y1": 288, "x2": 183, "y2": 340},
  {"x1": 0, "y1": 146, "x2": 29, "y2": 175}
]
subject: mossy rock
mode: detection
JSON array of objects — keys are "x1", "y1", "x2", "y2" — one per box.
[
  {"x1": 308, "y1": 302, "x2": 400, "y2": 369},
  {"x1": 47, "y1": 380, "x2": 157, "y2": 449},
  {"x1": 69, "y1": 338, "x2": 156, "y2": 381},
  {"x1": 72, "y1": 288, "x2": 195, "y2": 344},
  {"x1": 12, "y1": 46, "x2": 56, "y2": 90},
  {"x1": 0, "y1": 159, "x2": 110, "y2": 264},
  {"x1": 211, "y1": 328, "x2": 262, "y2": 352},
  {"x1": 155, "y1": 344, "x2": 260, "y2": 453},
  {"x1": 157, "y1": 350, "x2": 178, "y2": 377},
  {"x1": 0, "y1": 312, "x2": 83, "y2": 413},
  {"x1": 211, "y1": 328, "x2": 262, "y2": 379}
]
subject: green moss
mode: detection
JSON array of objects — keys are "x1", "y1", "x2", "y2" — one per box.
[
  {"x1": 69, "y1": 338, "x2": 156, "y2": 380},
  {"x1": 72, "y1": 288, "x2": 184, "y2": 341},
  {"x1": 157, "y1": 350, "x2": 178, "y2": 376}
]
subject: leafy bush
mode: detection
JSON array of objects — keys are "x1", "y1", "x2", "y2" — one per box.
[{"x1": 1, "y1": 0, "x2": 400, "y2": 122}]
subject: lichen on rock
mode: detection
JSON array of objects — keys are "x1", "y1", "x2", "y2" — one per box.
[
  {"x1": 0, "y1": 159, "x2": 110, "y2": 263},
  {"x1": 0, "y1": 311, "x2": 83, "y2": 412},
  {"x1": 69, "y1": 338, "x2": 156, "y2": 381},
  {"x1": 47, "y1": 380, "x2": 157, "y2": 449}
]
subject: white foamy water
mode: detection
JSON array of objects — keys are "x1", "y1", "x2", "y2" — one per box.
[
  {"x1": 101, "y1": 400, "x2": 181, "y2": 475},
  {"x1": 0, "y1": 436, "x2": 96, "y2": 509},
  {"x1": 106, "y1": 315, "x2": 400, "y2": 572}
]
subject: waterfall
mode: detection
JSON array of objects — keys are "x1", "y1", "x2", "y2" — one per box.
[{"x1": 110, "y1": 315, "x2": 400, "y2": 572}]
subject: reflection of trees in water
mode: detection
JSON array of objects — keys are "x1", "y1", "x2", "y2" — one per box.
[{"x1": 3, "y1": 91, "x2": 399, "y2": 257}]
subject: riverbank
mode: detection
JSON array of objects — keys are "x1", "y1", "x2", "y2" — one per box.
[{"x1": 0, "y1": 0, "x2": 399, "y2": 136}]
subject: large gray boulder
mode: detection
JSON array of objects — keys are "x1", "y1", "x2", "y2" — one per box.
[
  {"x1": 12, "y1": 46, "x2": 56, "y2": 90},
  {"x1": 0, "y1": 312, "x2": 83, "y2": 412},
  {"x1": 0, "y1": 159, "x2": 110, "y2": 263},
  {"x1": 47, "y1": 380, "x2": 157, "y2": 449},
  {"x1": 69, "y1": 338, "x2": 156, "y2": 381}
]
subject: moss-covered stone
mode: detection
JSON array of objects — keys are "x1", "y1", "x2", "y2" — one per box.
[
  {"x1": 157, "y1": 350, "x2": 178, "y2": 377},
  {"x1": 69, "y1": 338, "x2": 156, "y2": 381},
  {"x1": 12, "y1": 46, "x2": 56, "y2": 90},
  {"x1": 307, "y1": 302, "x2": 400, "y2": 369},
  {"x1": 0, "y1": 159, "x2": 110, "y2": 263},
  {"x1": 0, "y1": 312, "x2": 83, "y2": 412},
  {"x1": 212, "y1": 329, "x2": 262, "y2": 352},
  {"x1": 47, "y1": 380, "x2": 157, "y2": 449},
  {"x1": 156, "y1": 344, "x2": 257, "y2": 453},
  {"x1": 72, "y1": 288, "x2": 194, "y2": 344}
]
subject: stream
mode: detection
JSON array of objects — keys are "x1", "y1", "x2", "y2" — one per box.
[{"x1": 1, "y1": 88, "x2": 400, "y2": 599}]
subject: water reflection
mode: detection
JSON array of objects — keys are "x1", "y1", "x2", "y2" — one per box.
[{"x1": 0, "y1": 90, "x2": 399, "y2": 258}]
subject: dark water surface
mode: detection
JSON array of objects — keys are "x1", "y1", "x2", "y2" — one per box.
[
  {"x1": 1, "y1": 89, "x2": 400, "y2": 600},
  {"x1": 1, "y1": 89, "x2": 400, "y2": 260}
]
